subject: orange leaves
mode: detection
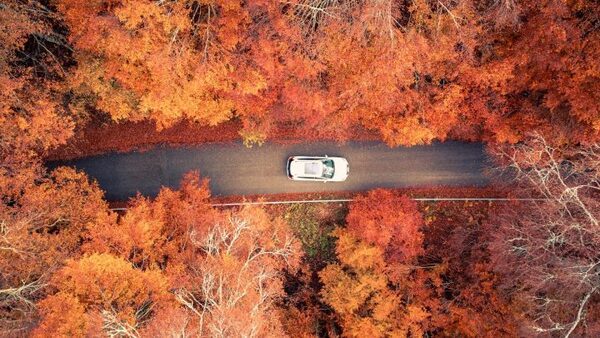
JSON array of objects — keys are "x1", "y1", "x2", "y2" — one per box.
[
  {"x1": 316, "y1": 189, "x2": 495, "y2": 336},
  {"x1": 1, "y1": 166, "x2": 112, "y2": 279},
  {"x1": 115, "y1": 1, "x2": 188, "y2": 35},
  {"x1": 52, "y1": 254, "x2": 169, "y2": 310},
  {"x1": 0, "y1": 1, "x2": 41, "y2": 61},
  {"x1": 215, "y1": 0, "x2": 250, "y2": 50},
  {"x1": 51, "y1": 0, "x2": 513, "y2": 146},
  {"x1": 56, "y1": 0, "x2": 105, "y2": 35},
  {"x1": 321, "y1": 190, "x2": 526, "y2": 336},
  {"x1": 0, "y1": 1, "x2": 74, "y2": 167},
  {"x1": 27, "y1": 0, "x2": 600, "y2": 148},
  {"x1": 35, "y1": 253, "x2": 171, "y2": 336},
  {"x1": 236, "y1": 69, "x2": 268, "y2": 96},
  {"x1": 483, "y1": 0, "x2": 600, "y2": 144},
  {"x1": 443, "y1": 263, "x2": 520, "y2": 336},
  {"x1": 57, "y1": 0, "x2": 240, "y2": 129},
  {"x1": 312, "y1": 7, "x2": 473, "y2": 147},
  {"x1": 318, "y1": 189, "x2": 433, "y2": 336},
  {"x1": 85, "y1": 197, "x2": 167, "y2": 268},
  {"x1": 85, "y1": 171, "x2": 213, "y2": 269},
  {"x1": 333, "y1": 228, "x2": 386, "y2": 271},
  {"x1": 1, "y1": 75, "x2": 74, "y2": 166},
  {"x1": 319, "y1": 231, "x2": 388, "y2": 315},
  {"x1": 34, "y1": 293, "x2": 88, "y2": 337},
  {"x1": 0, "y1": 164, "x2": 114, "y2": 334},
  {"x1": 319, "y1": 229, "x2": 420, "y2": 337},
  {"x1": 379, "y1": 116, "x2": 437, "y2": 147}
]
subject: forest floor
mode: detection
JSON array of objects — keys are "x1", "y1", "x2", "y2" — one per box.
[{"x1": 46, "y1": 117, "x2": 381, "y2": 161}]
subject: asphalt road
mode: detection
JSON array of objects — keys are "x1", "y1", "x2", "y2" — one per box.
[{"x1": 48, "y1": 141, "x2": 489, "y2": 200}]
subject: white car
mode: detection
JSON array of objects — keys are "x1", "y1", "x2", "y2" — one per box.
[{"x1": 286, "y1": 156, "x2": 349, "y2": 182}]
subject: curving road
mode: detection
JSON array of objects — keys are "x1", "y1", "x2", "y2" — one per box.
[{"x1": 48, "y1": 141, "x2": 489, "y2": 200}]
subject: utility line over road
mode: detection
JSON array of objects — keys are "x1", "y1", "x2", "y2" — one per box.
[{"x1": 48, "y1": 141, "x2": 489, "y2": 200}]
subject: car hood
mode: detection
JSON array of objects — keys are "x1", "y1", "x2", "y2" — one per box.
[{"x1": 331, "y1": 158, "x2": 349, "y2": 181}]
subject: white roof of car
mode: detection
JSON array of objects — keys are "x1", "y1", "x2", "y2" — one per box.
[{"x1": 290, "y1": 160, "x2": 324, "y2": 177}]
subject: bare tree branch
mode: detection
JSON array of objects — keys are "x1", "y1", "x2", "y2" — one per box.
[{"x1": 490, "y1": 134, "x2": 599, "y2": 336}]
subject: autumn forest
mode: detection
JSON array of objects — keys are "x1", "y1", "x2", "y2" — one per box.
[{"x1": 1, "y1": 0, "x2": 599, "y2": 337}]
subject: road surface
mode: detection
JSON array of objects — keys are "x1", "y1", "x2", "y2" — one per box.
[{"x1": 48, "y1": 141, "x2": 489, "y2": 200}]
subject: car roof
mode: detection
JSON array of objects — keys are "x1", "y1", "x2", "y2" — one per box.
[{"x1": 290, "y1": 159, "x2": 325, "y2": 178}]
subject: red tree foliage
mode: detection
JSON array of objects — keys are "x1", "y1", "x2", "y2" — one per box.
[
  {"x1": 346, "y1": 189, "x2": 424, "y2": 264},
  {"x1": 46, "y1": 0, "x2": 599, "y2": 146}
]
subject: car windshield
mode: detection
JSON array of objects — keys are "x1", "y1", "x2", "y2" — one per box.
[{"x1": 322, "y1": 159, "x2": 334, "y2": 179}]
